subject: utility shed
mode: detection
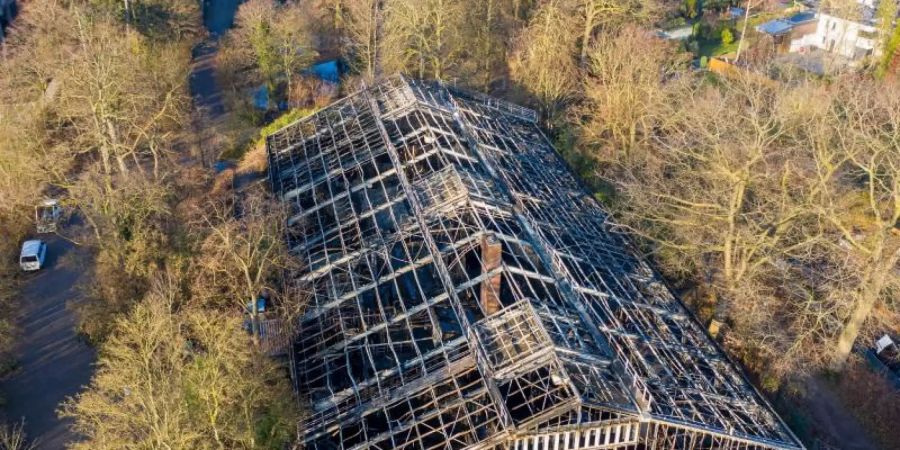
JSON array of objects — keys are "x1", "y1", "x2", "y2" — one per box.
[{"x1": 266, "y1": 76, "x2": 804, "y2": 450}]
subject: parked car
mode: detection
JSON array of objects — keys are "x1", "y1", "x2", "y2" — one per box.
[{"x1": 19, "y1": 239, "x2": 47, "y2": 272}]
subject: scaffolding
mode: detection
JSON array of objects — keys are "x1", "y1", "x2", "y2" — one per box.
[{"x1": 266, "y1": 76, "x2": 804, "y2": 450}]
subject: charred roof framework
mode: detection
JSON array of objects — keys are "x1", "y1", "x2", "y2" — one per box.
[{"x1": 266, "y1": 76, "x2": 804, "y2": 450}]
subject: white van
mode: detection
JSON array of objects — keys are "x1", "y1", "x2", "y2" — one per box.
[{"x1": 19, "y1": 240, "x2": 47, "y2": 272}]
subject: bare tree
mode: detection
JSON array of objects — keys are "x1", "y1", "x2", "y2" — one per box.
[
  {"x1": 1, "y1": 0, "x2": 194, "y2": 186},
  {"x1": 381, "y1": 0, "x2": 465, "y2": 80},
  {"x1": 508, "y1": 0, "x2": 579, "y2": 123},
  {"x1": 344, "y1": 0, "x2": 382, "y2": 80},
  {"x1": 0, "y1": 421, "x2": 36, "y2": 450},
  {"x1": 192, "y1": 191, "x2": 297, "y2": 340},
  {"x1": 568, "y1": 0, "x2": 663, "y2": 65},
  {"x1": 69, "y1": 170, "x2": 175, "y2": 341},
  {"x1": 589, "y1": 72, "x2": 898, "y2": 379},
  {"x1": 575, "y1": 27, "x2": 685, "y2": 161},
  {"x1": 56, "y1": 11, "x2": 191, "y2": 179},
  {"x1": 0, "y1": 0, "x2": 74, "y2": 103},
  {"x1": 612, "y1": 76, "x2": 813, "y2": 300},
  {"x1": 61, "y1": 277, "x2": 298, "y2": 450},
  {"x1": 799, "y1": 79, "x2": 900, "y2": 370},
  {"x1": 459, "y1": 0, "x2": 508, "y2": 89},
  {"x1": 220, "y1": 0, "x2": 317, "y2": 105}
]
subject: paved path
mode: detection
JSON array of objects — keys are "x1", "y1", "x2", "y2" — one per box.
[
  {"x1": 202, "y1": 0, "x2": 241, "y2": 37},
  {"x1": 801, "y1": 376, "x2": 878, "y2": 450},
  {"x1": 0, "y1": 235, "x2": 96, "y2": 449},
  {"x1": 190, "y1": 0, "x2": 244, "y2": 173},
  {"x1": 193, "y1": 0, "x2": 243, "y2": 119},
  {"x1": 191, "y1": 40, "x2": 227, "y2": 121}
]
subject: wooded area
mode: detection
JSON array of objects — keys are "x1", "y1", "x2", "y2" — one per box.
[{"x1": 0, "y1": 0, "x2": 897, "y2": 449}]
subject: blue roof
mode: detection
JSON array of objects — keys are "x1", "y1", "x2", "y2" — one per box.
[
  {"x1": 756, "y1": 19, "x2": 794, "y2": 35},
  {"x1": 756, "y1": 12, "x2": 817, "y2": 35},
  {"x1": 788, "y1": 11, "x2": 817, "y2": 24}
]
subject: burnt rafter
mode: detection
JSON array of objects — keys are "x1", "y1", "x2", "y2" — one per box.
[{"x1": 266, "y1": 76, "x2": 804, "y2": 450}]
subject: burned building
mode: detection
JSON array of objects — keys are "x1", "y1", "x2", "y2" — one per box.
[{"x1": 266, "y1": 76, "x2": 804, "y2": 450}]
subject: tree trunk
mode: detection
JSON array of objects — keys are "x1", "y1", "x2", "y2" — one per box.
[
  {"x1": 99, "y1": 146, "x2": 113, "y2": 176},
  {"x1": 734, "y1": 0, "x2": 753, "y2": 62},
  {"x1": 334, "y1": 1, "x2": 343, "y2": 32},
  {"x1": 373, "y1": 0, "x2": 383, "y2": 79},
  {"x1": 250, "y1": 295, "x2": 260, "y2": 345},
  {"x1": 580, "y1": 8, "x2": 595, "y2": 66},
  {"x1": 832, "y1": 246, "x2": 900, "y2": 370},
  {"x1": 723, "y1": 178, "x2": 747, "y2": 291},
  {"x1": 116, "y1": 154, "x2": 130, "y2": 174},
  {"x1": 105, "y1": 118, "x2": 127, "y2": 173},
  {"x1": 832, "y1": 284, "x2": 879, "y2": 370},
  {"x1": 481, "y1": 0, "x2": 495, "y2": 89}
]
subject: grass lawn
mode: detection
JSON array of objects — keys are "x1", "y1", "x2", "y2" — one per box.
[
  {"x1": 219, "y1": 107, "x2": 318, "y2": 161},
  {"x1": 697, "y1": 38, "x2": 741, "y2": 57},
  {"x1": 746, "y1": 10, "x2": 784, "y2": 28}
]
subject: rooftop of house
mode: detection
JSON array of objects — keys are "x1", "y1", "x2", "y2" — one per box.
[
  {"x1": 817, "y1": 0, "x2": 900, "y2": 24},
  {"x1": 756, "y1": 11, "x2": 819, "y2": 35}
]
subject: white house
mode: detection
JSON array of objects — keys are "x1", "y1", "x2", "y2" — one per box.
[{"x1": 790, "y1": 12, "x2": 881, "y2": 59}]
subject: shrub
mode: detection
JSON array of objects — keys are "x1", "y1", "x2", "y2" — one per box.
[{"x1": 721, "y1": 28, "x2": 735, "y2": 46}]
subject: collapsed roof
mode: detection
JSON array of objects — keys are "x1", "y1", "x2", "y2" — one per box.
[{"x1": 266, "y1": 76, "x2": 804, "y2": 450}]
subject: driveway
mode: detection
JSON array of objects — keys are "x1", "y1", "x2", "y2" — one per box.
[{"x1": 0, "y1": 234, "x2": 96, "y2": 449}]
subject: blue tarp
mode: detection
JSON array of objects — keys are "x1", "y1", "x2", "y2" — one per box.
[
  {"x1": 253, "y1": 85, "x2": 269, "y2": 110},
  {"x1": 253, "y1": 60, "x2": 344, "y2": 110},
  {"x1": 246, "y1": 297, "x2": 267, "y2": 313},
  {"x1": 308, "y1": 60, "x2": 342, "y2": 83}
]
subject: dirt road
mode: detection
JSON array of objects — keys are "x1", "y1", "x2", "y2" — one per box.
[{"x1": 0, "y1": 235, "x2": 96, "y2": 449}]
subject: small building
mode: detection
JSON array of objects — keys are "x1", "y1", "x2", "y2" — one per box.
[
  {"x1": 756, "y1": 12, "x2": 819, "y2": 53},
  {"x1": 756, "y1": 0, "x2": 898, "y2": 72},
  {"x1": 782, "y1": 0, "x2": 900, "y2": 63},
  {"x1": 790, "y1": 12, "x2": 881, "y2": 59}
]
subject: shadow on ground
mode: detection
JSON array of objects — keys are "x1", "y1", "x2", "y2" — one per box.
[{"x1": 0, "y1": 234, "x2": 96, "y2": 449}]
